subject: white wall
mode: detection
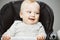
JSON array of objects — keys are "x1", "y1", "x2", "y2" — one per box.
[
  {"x1": 0, "y1": 0, "x2": 18, "y2": 9},
  {"x1": 0, "y1": 0, "x2": 60, "y2": 33}
]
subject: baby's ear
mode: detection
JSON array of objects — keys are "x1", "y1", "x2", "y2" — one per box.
[{"x1": 19, "y1": 12, "x2": 23, "y2": 18}]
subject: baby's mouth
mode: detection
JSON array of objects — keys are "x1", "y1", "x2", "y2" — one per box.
[{"x1": 28, "y1": 18, "x2": 35, "y2": 21}]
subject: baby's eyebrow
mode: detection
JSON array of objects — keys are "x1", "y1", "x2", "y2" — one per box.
[{"x1": 35, "y1": 10, "x2": 40, "y2": 13}]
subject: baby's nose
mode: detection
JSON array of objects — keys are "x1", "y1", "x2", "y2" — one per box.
[{"x1": 31, "y1": 12, "x2": 35, "y2": 17}]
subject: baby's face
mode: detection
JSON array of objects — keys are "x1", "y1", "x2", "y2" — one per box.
[{"x1": 20, "y1": 2, "x2": 40, "y2": 25}]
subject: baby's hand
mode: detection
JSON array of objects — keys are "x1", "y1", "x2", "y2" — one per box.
[
  {"x1": 1, "y1": 34, "x2": 11, "y2": 40},
  {"x1": 36, "y1": 35, "x2": 45, "y2": 40}
]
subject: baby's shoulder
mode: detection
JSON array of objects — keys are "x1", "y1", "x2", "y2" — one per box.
[
  {"x1": 37, "y1": 22, "x2": 44, "y2": 28},
  {"x1": 11, "y1": 20, "x2": 22, "y2": 26},
  {"x1": 38, "y1": 22, "x2": 43, "y2": 26},
  {"x1": 14, "y1": 20, "x2": 22, "y2": 24}
]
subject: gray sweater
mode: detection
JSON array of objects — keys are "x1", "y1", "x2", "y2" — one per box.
[{"x1": 2, "y1": 20, "x2": 47, "y2": 39}]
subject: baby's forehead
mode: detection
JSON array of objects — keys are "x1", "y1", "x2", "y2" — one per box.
[{"x1": 20, "y1": 1, "x2": 40, "y2": 11}]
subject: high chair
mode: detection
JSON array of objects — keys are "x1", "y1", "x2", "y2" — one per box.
[{"x1": 0, "y1": 1, "x2": 54, "y2": 40}]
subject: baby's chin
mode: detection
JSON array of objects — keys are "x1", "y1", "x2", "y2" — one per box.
[
  {"x1": 25, "y1": 21, "x2": 38, "y2": 25},
  {"x1": 25, "y1": 0, "x2": 35, "y2": 2}
]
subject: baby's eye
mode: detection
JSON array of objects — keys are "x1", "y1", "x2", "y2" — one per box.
[
  {"x1": 27, "y1": 11, "x2": 31, "y2": 13},
  {"x1": 26, "y1": 11, "x2": 31, "y2": 13},
  {"x1": 36, "y1": 13, "x2": 39, "y2": 14}
]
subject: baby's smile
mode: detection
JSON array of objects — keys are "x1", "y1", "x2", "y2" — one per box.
[{"x1": 28, "y1": 17, "x2": 35, "y2": 21}]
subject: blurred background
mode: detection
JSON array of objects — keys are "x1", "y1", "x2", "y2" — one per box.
[{"x1": 0, "y1": 0, "x2": 60, "y2": 33}]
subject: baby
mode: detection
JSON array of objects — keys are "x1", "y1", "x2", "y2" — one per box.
[{"x1": 1, "y1": 0, "x2": 47, "y2": 40}]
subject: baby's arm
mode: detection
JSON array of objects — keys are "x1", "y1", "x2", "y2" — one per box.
[
  {"x1": 36, "y1": 25, "x2": 47, "y2": 40},
  {"x1": 1, "y1": 21, "x2": 18, "y2": 40},
  {"x1": 1, "y1": 28, "x2": 14, "y2": 40}
]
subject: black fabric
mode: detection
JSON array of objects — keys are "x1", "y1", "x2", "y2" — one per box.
[
  {"x1": 0, "y1": 2, "x2": 15, "y2": 34},
  {"x1": 40, "y1": 2, "x2": 54, "y2": 40},
  {"x1": 0, "y1": 1, "x2": 23, "y2": 34},
  {"x1": 40, "y1": 2, "x2": 54, "y2": 36},
  {"x1": 0, "y1": 15, "x2": 3, "y2": 40},
  {"x1": 0, "y1": 1, "x2": 54, "y2": 40}
]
